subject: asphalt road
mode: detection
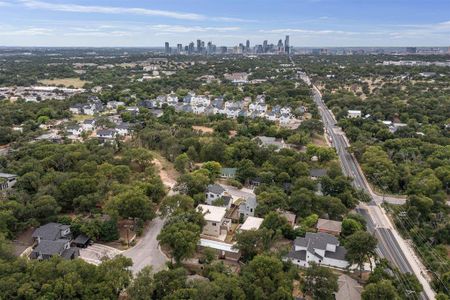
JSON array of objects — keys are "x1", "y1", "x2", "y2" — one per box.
[
  {"x1": 311, "y1": 85, "x2": 435, "y2": 300},
  {"x1": 123, "y1": 216, "x2": 168, "y2": 275}
]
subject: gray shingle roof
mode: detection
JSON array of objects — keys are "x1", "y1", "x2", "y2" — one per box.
[
  {"x1": 294, "y1": 232, "x2": 339, "y2": 250},
  {"x1": 32, "y1": 223, "x2": 70, "y2": 241},
  {"x1": 61, "y1": 247, "x2": 80, "y2": 259},
  {"x1": 310, "y1": 168, "x2": 328, "y2": 178},
  {"x1": 207, "y1": 184, "x2": 225, "y2": 195},
  {"x1": 325, "y1": 246, "x2": 347, "y2": 261},
  {"x1": 73, "y1": 234, "x2": 90, "y2": 245},
  {"x1": 286, "y1": 249, "x2": 306, "y2": 261},
  {"x1": 33, "y1": 239, "x2": 67, "y2": 256}
]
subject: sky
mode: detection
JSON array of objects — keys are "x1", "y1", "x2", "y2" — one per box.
[{"x1": 0, "y1": 0, "x2": 449, "y2": 47}]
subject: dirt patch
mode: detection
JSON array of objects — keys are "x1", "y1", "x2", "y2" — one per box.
[
  {"x1": 312, "y1": 133, "x2": 330, "y2": 147},
  {"x1": 39, "y1": 78, "x2": 89, "y2": 88},
  {"x1": 152, "y1": 152, "x2": 179, "y2": 189},
  {"x1": 12, "y1": 227, "x2": 34, "y2": 256},
  {"x1": 192, "y1": 125, "x2": 214, "y2": 134}
]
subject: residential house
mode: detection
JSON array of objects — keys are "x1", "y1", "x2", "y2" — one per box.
[
  {"x1": 205, "y1": 184, "x2": 226, "y2": 204},
  {"x1": 96, "y1": 129, "x2": 116, "y2": 139},
  {"x1": 191, "y1": 95, "x2": 210, "y2": 107},
  {"x1": 280, "y1": 107, "x2": 292, "y2": 115},
  {"x1": 316, "y1": 218, "x2": 342, "y2": 236},
  {"x1": 30, "y1": 223, "x2": 79, "y2": 260},
  {"x1": 265, "y1": 111, "x2": 278, "y2": 122},
  {"x1": 198, "y1": 239, "x2": 240, "y2": 261},
  {"x1": 239, "y1": 216, "x2": 264, "y2": 231},
  {"x1": 126, "y1": 106, "x2": 140, "y2": 115},
  {"x1": 167, "y1": 94, "x2": 179, "y2": 106},
  {"x1": 197, "y1": 204, "x2": 230, "y2": 238},
  {"x1": 211, "y1": 98, "x2": 224, "y2": 110},
  {"x1": 66, "y1": 125, "x2": 82, "y2": 136},
  {"x1": 83, "y1": 101, "x2": 104, "y2": 115},
  {"x1": 309, "y1": 168, "x2": 328, "y2": 180},
  {"x1": 254, "y1": 136, "x2": 289, "y2": 151},
  {"x1": 0, "y1": 173, "x2": 17, "y2": 191},
  {"x1": 116, "y1": 122, "x2": 132, "y2": 136},
  {"x1": 220, "y1": 168, "x2": 237, "y2": 179},
  {"x1": 106, "y1": 101, "x2": 125, "y2": 111},
  {"x1": 347, "y1": 110, "x2": 362, "y2": 118},
  {"x1": 284, "y1": 232, "x2": 349, "y2": 269},
  {"x1": 32, "y1": 222, "x2": 71, "y2": 244},
  {"x1": 248, "y1": 100, "x2": 268, "y2": 114},
  {"x1": 238, "y1": 195, "x2": 257, "y2": 219},
  {"x1": 69, "y1": 103, "x2": 84, "y2": 114},
  {"x1": 279, "y1": 113, "x2": 292, "y2": 125},
  {"x1": 192, "y1": 105, "x2": 206, "y2": 115},
  {"x1": 82, "y1": 119, "x2": 96, "y2": 131}
]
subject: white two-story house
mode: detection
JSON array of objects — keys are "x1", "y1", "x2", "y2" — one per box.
[{"x1": 284, "y1": 232, "x2": 349, "y2": 269}]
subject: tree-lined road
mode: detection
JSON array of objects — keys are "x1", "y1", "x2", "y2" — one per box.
[{"x1": 310, "y1": 84, "x2": 435, "y2": 300}]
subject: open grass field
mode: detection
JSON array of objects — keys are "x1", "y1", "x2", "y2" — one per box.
[{"x1": 39, "y1": 77, "x2": 89, "y2": 88}]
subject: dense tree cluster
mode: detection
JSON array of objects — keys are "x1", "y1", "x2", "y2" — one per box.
[{"x1": 0, "y1": 141, "x2": 165, "y2": 240}]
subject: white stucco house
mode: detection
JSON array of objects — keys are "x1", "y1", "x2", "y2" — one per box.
[
  {"x1": 197, "y1": 204, "x2": 230, "y2": 238},
  {"x1": 284, "y1": 232, "x2": 349, "y2": 269}
]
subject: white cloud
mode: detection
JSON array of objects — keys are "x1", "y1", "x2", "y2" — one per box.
[
  {"x1": 0, "y1": 26, "x2": 53, "y2": 35},
  {"x1": 149, "y1": 25, "x2": 240, "y2": 33},
  {"x1": 0, "y1": 1, "x2": 12, "y2": 6},
  {"x1": 19, "y1": 0, "x2": 252, "y2": 23},
  {"x1": 21, "y1": 0, "x2": 205, "y2": 21},
  {"x1": 260, "y1": 28, "x2": 358, "y2": 35}
]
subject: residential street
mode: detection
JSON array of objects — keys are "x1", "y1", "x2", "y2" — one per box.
[
  {"x1": 123, "y1": 157, "x2": 177, "y2": 274},
  {"x1": 123, "y1": 216, "x2": 168, "y2": 274}
]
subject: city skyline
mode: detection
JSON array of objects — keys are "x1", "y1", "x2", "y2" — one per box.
[
  {"x1": 163, "y1": 35, "x2": 292, "y2": 55},
  {"x1": 0, "y1": 0, "x2": 449, "y2": 47}
]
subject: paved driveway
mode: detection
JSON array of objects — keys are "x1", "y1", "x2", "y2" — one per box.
[
  {"x1": 80, "y1": 243, "x2": 123, "y2": 265},
  {"x1": 123, "y1": 216, "x2": 168, "y2": 274}
]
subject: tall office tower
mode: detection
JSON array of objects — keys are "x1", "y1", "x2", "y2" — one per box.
[
  {"x1": 256, "y1": 45, "x2": 263, "y2": 54},
  {"x1": 201, "y1": 41, "x2": 205, "y2": 52},
  {"x1": 197, "y1": 39, "x2": 202, "y2": 53},
  {"x1": 277, "y1": 39, "x2": 284, "y2": 53},
  {"x1": 177, "y1": 44, "x2": 183, "y2": 54},
  {"x1": 189, "y1": 42, "x2": 195, "y2": 54},
  {"x1": 263, "y1": 40, "x2": 268, "y2": 53},
  {"x1": 207, "y1": 41, "x2": 213, "y2": 54},
  {"x1": 165, "y1": 42, "x2": 170, "y2": 54},
  {"x1": 246, "y1": 40, "x2": 250, "y2": 52},
  {"x1": 184, "y1": 45, "x2": 189, "y2": 53},
  {"x1": 285, "y1": 35, "x2": 290, "y2": 54},
  {"x1": 238, "y1": 43, "x2": 245, "y2": 53}
]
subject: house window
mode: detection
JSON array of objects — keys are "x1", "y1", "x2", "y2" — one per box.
[
  {"x1": 212, "y1": 223, "x2": 217, "y2": 226},
  {"x1": 250, "y1": 208, "x2": 253, "y2": 213}
]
